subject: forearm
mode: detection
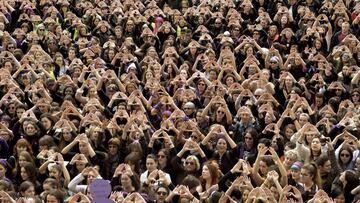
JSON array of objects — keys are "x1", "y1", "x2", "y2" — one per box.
[
  {"x1": 61, "y1": 141, "x2": 77, "y2": 154},
  {"x1": 62, "y1": 165, "x2": 71, "y2": 187}
]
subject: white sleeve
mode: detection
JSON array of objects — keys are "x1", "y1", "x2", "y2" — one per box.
[{"x1": 68, "y1": 173, "x2": 87, "y2": 194}]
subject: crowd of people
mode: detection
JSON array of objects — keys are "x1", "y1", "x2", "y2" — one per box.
[{"x1": 0, "y1": 0, "x2": 359, "y2": 202}]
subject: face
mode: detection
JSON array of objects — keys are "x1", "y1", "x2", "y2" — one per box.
[
  {"x1": 46, "y1": 195, "x2": 59, "y2": 203},
  {"x1": 17, "y1": 145, "x2": 28, "y2": 156},
  {"x1": 17, "y1": 108, "x2": 25, "y2": 119},
  {"x1": 20, "y1": 167, "x2": 29, "y2": 180},
  {"x1": 339, "y1": 172, "x2": 346, "y2": 184},
  {"x1": 49, "y1": 168, "x2": 60, "y2": 179},
  {"x1": 209, "y1": 71, "x2": 217, "y2": 81},
  {"x1": 0, "y1": 164, "x2": 6, "y2": 178},
  {"x1": 18, "y1": 155, "x2": 28, "y2": 167},
  {"x1": 244, "y1": 133, "x2": 254, "y2": 146},
  {"x1": 264, "y1": 113, "x2": 273, "y2": 124},
  {"x1": 121, "y1": 174, "x2": 132, "y2": 188},
  {"x1": 285, "y1": 127, "x2": 294, "y2": 140},
  {"x1": 146, "y1": 158, "x2": 157, "y2": 172},
  {"x1": 79, "y1": 142, "x2": 88, "y2": 154},
  {"x1": 216, "y1": 138, "x2": 227, "y2": 153},
  {"x1": 26, "y1": 124, "x2": 36, "y2": 136},
  {"x1": 291, "y1": 169, "x2": 301, "y2": 180},
  {"x1": 185, "y1": 158, "x2": 196, "y2": 172},
  {"x1": 41, "y1": 117, "x2": 52, "y2": 130},
  {"x1": 299, "y1": 115, "x2": 308, "y2": 127},
  {"x1": 180, "y1": 70, "x2": 188, "y2": 79},
  {"x1": 352, "y1": 92, "x2": 360, "y2": 102},
  {"x1": 197, "y1": 81, "x2": 206, "y2": 91},
  {"x1": 341, "y1": 22, "x2": 350, "y2": 33},
  {"x1": 202, "y1": 165, "x2": 210, "y2": 179},
  {"x1": 156, "y1": 187, "x2": 168, "y2": 202},
  {"x1": 285, "y1": 76, "x2": 293, "y2": 87},
  {"x1": 225, "y1": 76, "x2": 234, "y2": 86},
  {"x1": 320, "y1": 160, "x2": 331, "y2": 174},
  {"x1": 334, "y1": 194, "x2": 345, "y2": 203},
  {"x1": 108, "y1": 144, "x2": 118, "y2": 156},
  {"x1": 284, "y1": 154, "x2": 296, "y2": 168},
  {"x1": 0, "y1": 131, "x2": 10, "y2": 141},
  {"x1": 339, "y1": 149, "x2": 351, "y2": 164},
  {"x1": 300, "y1": 168, "x2": 312, "y2": 183},
  {"x1": 158, "y1": 151, "x2": 167, "y2": 166},
  {"x1": 259, "y1": 160, "x2": 268, "y2": 175},
  {"x1": 310, "y1": 137, "x2": 321, "y2": 152},
  {"x1": 23, "y1": 186, "x2": 35, "y2": 198},
  {"x1": 87, "y1": 171, "x2": 97, "y2": 184}
]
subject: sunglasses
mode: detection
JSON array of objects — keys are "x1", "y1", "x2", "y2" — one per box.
[
  {"x1": 157, "y1": 191, "x2": 167, "y2": 196},
  {"x1": 186, "y1": 161, "x2": 195, "y2": 165},
  {"x1": 340, "y1": 154, "x2": 350, "y2": 158},
  {"x1": 190, "y1": 135, "x2": 198, "y2": 140}
]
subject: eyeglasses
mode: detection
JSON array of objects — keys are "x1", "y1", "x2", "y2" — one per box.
[
  {"x1": 190, "y1": 135, "x2": 198, "y2": 140},
  {"x1": 157, "y1": 191, "x2": 167, "y2": 196},
  {"x1": 186, "y1": 161, "x2": 195, "y2": 165},
  {"x1": 340, "y1": 153, "x2": 350, "y2": 158}
]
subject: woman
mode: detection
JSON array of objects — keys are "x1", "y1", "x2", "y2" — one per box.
[
  {"x1": 19, "y1": 181, "x2": 36, "y2": 198},
  {"x1": 296, "y1": 128, "x2": 325, "y2": 164},
  {"x1": 140, "y1": 154, "x2": 159, "y2": 185},
  {"x1": 236, "y1": 128, "x2": 258, "y2": 160},
  {"x1": 103, "y1": 138, "x2": 124, "y2": 180},
  {"x1": 201, "y1": 125, "x2": 237, "y2": 174},
  {"x1": 13, "y1": 139, "x2": 33, "y2": 158},
  {"x1": 13, "y1": 119, "x2": 44, "y2": 154},
  {"x1": 111, "y1": 165, "x2": 140, "y2": 194},
  {"x1": 20, "y1": 162, "x2": 42, "y2": 194},
  {"x1": 289, "y1": 161, "x2": 304, "y2": 187},
  {"x1": 297, "y1": 163, "x2": 321, "y2": 202},
  {"x1": 68, "y1": 167, "x2": 102, "y2": 194},
  {"x1": 44, "y1": 189, "x2": 64, "y2": 203},
  {"x1": 57, "y1": 128, "x2": 76, "y2": 152},
  {"x1": 339, "y1": 170, "x2": 360, "y2": 202},
  {"x1": 199, "y1": 161, "x2": 220, "y2": 193},
  {"x1": 337, "y1": 145, "x2": 354, "y2": 171},
  {"x1": 0, "y1": 160, "x2": 11, "y2": 185},
  {"x1": 157, "y1": 149, "x2": 175, "y2": 177},
  {"x1": 40, "y1": 113, "x2": 56, "y2": 136},
  {"x1": 282, "y1": 124, "x2": 296, "y2": 142},
  {"x1": 154, "y1": 184, "x2": 170, "y2": 203},
  {"x1": 87, "y1": 125, "x2": 106, "y2": 152}
]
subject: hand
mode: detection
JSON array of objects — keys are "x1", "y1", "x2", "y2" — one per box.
[
  {"x1": 231, "y1": 159, "x2": 244, "y2": 173},
  {"x1": 269, "y1": 147, "x2": 280, "y2": 161}
]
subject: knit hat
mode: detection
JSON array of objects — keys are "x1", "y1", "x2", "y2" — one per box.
[{"x1": 291, "y1": 161, "x2": 304, "y2": 171}]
